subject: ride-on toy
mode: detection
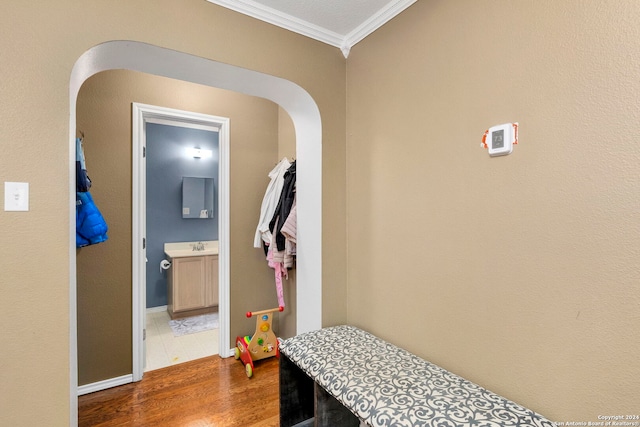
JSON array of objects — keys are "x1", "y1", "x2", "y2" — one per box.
[{"x1": 234, "y1": 306, "x2": 284, "y2": 378}]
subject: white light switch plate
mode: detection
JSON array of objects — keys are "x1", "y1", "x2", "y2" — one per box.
[{"x1": 4, "y1": 182, "x2": 29, "y2": 211}]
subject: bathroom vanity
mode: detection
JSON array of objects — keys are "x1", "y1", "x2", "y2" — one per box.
[{"x1": 164, "y1": 241, "x2": 219, "y2": 319}]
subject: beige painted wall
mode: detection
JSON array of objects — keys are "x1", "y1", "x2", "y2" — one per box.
[
  {"x1": 76, "y1": 69, "x2": 298, "y2": 385},
  {"x1": 346, "y1": 0, "x2": 640, "y2": 421},
  {"x1": 0, "y1": 1, "x2": 346, "y2": 425}
]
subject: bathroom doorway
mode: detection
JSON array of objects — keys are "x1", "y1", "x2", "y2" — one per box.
[{"x1": 132, "y1": 103, "x2": 230, "y2": 379}]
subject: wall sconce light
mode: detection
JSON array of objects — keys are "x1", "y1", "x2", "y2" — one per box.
[{"x1": 187, "y1": 148, "x2": 213, "y2": 159}]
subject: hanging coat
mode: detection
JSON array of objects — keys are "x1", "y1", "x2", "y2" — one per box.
[
  {"x1": 269, "y1": 161, "x2": 296, "y2": 252},
  {"x1": 76, "y1": 191, "x2": 108, "y2": 247},
  {"x1": 253, "y1": 157, "x2": 291, "y2": 248},
  {"x1": 76, "y1": 137, "x2": 91, "y2": 192}
]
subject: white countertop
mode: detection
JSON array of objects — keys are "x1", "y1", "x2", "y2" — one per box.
[{"x1": 164, "y1": 241, "x2": 218, "y2": 258}]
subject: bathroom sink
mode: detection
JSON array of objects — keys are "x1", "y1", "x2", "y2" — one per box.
[{"x1": 164, "y1": 241, "x2": 218, "y2": 258}]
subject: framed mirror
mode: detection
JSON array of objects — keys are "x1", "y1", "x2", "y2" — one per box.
[{"x1": 182, "y1": 176, "x2": 214, "y2": 219}]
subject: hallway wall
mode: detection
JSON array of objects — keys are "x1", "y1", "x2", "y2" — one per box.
[{"x1": 346, "y1": 0, "x2": 640, "y2": 421}]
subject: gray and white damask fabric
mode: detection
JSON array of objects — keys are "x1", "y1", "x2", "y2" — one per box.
[{"x1": 280, "y1": 325, "x2": 555, "y2": 427}]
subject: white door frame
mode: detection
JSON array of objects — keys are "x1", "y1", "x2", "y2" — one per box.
[
  {"x1": 131, "y1": 102, "x2": 230, "y2": 381},
  {"x1": 70, "y1": 41, "x2": 323, "y2": 426}
]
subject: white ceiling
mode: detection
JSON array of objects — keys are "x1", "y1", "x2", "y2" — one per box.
[{"x1": 205, "y1": 0, "x2": 417, "y2": 57}]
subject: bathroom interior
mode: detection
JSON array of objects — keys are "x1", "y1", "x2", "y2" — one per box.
[{"x1": 145, "y1": 122, "x2": 220, "y2": 371}]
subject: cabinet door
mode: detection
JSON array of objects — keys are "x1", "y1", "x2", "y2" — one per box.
[
  {"x1": 172, "y1": 257, "x2": 206, "y2": 312},
  {"x1": 205, "y1": 255, "x2": 219, "y2": 307}
]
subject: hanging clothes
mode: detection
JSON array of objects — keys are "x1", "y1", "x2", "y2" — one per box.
[
  {"x1": 254, "y1": 157, "x2": 291, "y2": 248},
  {"x1": 76, "y1": 137, "x2": 91, "y2": 192},
  {"x1": 267, "y1": 214, "x2": 294, "y2": 308},
  {"x1": 75, "y1": 135, "x2": 108, "y2": 247},
  {"x1": 280, "y1": 195, "x2": 297, "y2": 257},
  {"x1": 267, "y1": 247, "x2": 287, "y2": 308},
  {"x1": 76, "y1": 191, "x2": 108, "y2": 247},
  {"x1": 254, "y1": 160, "x2": 296, "y2": 308},
  {"x1": 269, "y1": 160, "x2": 296, "y2": 252},
  {"x1": 270, "y1": 207, "x2": 295, "y2": 269}
]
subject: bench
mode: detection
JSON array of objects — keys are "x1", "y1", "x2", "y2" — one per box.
[{"x1": 279, "y1": 325, "x2": 555, "y2": 427}]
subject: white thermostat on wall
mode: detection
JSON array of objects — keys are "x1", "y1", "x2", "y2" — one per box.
[{"x1": 482, "y1": 122, "x2": 518, "y2": 157}]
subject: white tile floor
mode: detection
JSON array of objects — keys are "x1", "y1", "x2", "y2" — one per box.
[{"x1": 145, "y1": 309, "x2": 219, "y2": 372}]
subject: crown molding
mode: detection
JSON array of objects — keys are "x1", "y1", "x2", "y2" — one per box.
[
  {"x1": 206, "y1": 0, "x2": 344, "y2": 48},
  {"x1": 343, "y1": 0, "x2": 417, "y2": 50},
  {"x1": 206, "y1": 0, "x2": 417, "y2": 58}
]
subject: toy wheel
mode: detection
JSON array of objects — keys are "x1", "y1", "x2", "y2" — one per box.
[
  {"x1": 234, "y1": 347, "x2": 240, "y2": 360},
  {"x1": 245, "y1": 363, "x2": 253, "y2": 378}
]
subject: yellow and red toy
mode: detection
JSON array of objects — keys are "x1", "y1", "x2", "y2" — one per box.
[{"x1": 234, "y1": 306, "x2": 283, "y2": 378}]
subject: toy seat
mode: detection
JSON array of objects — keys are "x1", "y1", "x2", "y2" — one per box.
[{"x1": 234, "y1": 306, "x2": 283, "y2": 377}]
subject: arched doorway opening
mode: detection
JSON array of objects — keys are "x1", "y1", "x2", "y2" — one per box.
[{"x1": 69, "y1": 40, "x2": 322, "y2": 422}]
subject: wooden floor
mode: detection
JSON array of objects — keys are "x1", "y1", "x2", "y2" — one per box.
[{"x1": 78, "y1": 355, "x2": 280, "y2": 427}]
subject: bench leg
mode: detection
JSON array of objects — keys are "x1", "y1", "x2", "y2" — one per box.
[
  {"x1": 315, "y1": 382, "x2": 360, "y2": 427},
  {"x1": 280, "y1": 354, "x2": 315, "y2": 427}
]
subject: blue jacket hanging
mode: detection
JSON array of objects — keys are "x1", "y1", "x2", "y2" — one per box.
[
  {"x1": 76, "y1": 191, "x2": 108, "y2": 247},
  {"x1": 76, "y1": 137, "x2": 91, "y2": 192}
]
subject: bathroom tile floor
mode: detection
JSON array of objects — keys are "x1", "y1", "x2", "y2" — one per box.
[{"x1": 145, "y1": 308, "x2": 219, "y2": 372}]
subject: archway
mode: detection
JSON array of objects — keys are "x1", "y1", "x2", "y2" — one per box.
[{"x1": 69, "y1": 40, "x2": 322, "y2": 422}]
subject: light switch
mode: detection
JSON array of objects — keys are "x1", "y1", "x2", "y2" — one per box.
[{"x1": 4, "y1": 182, "x2": 29, "y2": 211}]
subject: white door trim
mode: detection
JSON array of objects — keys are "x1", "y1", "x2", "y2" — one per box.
[
  {"x1": 70, "y1": 41, "x2": 323, "y2": 426},
  {"x1": 131, "y1": 103, "x2": 231, "y2": 381}
]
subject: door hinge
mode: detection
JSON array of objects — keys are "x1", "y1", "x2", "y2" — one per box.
[
  {"x1": 143, "y1": 146, "x2": 146, "y2": 157},
  {"x1": 143, "y1": 328, "x2": 146, "y2": 340},
  {"x1": 143, "y1": 238, "x2": 146, "y2": 249}
]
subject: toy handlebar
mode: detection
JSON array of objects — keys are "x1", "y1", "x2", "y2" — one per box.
[{"x1": 246, "y1": 306, "x2": 284, "y2": 318}]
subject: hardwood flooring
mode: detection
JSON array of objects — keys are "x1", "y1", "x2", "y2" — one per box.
[{"x1": 78, "y1": 355, "x2": 280, "y2": 427}]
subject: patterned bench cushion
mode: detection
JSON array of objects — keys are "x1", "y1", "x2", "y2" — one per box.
[{"x1": 279, "y1": 325, "x2": 555, "y2": 427}]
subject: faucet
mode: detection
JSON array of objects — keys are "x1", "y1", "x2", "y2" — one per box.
[{"x1": 193, "y1": 241, "x2": 205, "y2": 251}]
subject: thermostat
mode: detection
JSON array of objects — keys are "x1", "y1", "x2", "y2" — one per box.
[{"x1": 482, "y1": 122, "x2": 518, "y2": 157}]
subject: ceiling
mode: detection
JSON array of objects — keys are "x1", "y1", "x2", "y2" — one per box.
[{"x1": 205, "y1": 0, "x2": 417, "y2": 57}]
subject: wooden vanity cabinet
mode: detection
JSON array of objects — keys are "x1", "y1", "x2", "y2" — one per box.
[{"x1": 167, "y1": 255, "x2": 218, "y2": 319}]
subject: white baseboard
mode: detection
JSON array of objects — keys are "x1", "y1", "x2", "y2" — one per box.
[
  {"x1": 77, "y1": 374, "x2": 133, "y2": 396},
  {"x1": 146, "y1": 305, "x2": 168, "y2": 314}
]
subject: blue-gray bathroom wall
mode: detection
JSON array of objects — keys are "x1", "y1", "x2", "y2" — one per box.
[{"x1": 146, "y1": 122, "x2": 219, "y2": 308}]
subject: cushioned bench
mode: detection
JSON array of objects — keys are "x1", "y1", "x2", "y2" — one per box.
[{"x1": 279, "y1": 325, "x2": 555, "y2": 427}]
